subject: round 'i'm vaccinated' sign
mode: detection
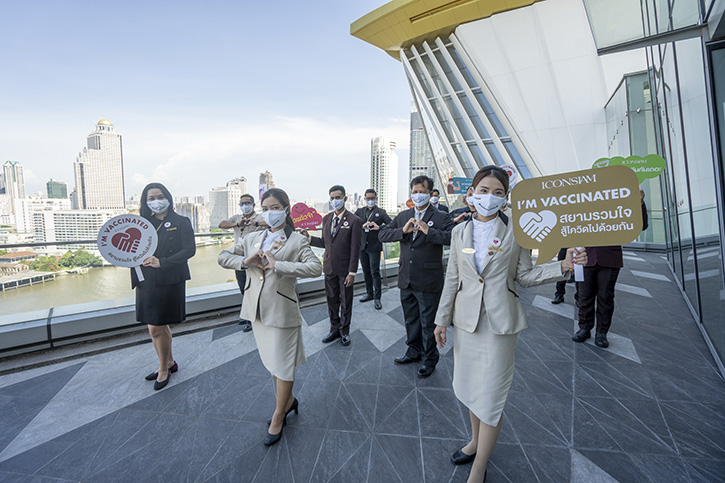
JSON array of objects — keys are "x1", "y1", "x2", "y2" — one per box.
[{"x1": 97, "y1": 214, "x2": 158, "y2": 281}]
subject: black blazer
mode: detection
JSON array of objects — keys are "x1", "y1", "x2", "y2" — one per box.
[
  {"x1": 354, "y1": 206, "x2": 392, "y2": 252},
  {"x1": 379, "y1": 204, "x2": 454, "y2": 292},
  {"x1": 586, "y1": 202, "x2": 649, "y2": 268},
  {"x1": 310, "y1": 210, "x2": 363, "y2": 276},
  {"x1": 433, "y1": 203, "x2": 449, "y2": 213},
  {"x1": 131, "y1": 210, "x2": 196, "y2": 288}
]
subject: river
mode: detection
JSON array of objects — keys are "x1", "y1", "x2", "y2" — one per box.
[{"x1": 1, "y1": 243, "x2": 241, "y2": 316}]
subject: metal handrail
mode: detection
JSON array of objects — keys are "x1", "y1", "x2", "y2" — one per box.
[{"x1": 0, "y1": 232, "x2": 233, "y2": 250}]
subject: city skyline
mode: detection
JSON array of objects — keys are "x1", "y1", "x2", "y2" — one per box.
[{"x1": 0, "y1": 1, "x2": 414, "y2": 205}]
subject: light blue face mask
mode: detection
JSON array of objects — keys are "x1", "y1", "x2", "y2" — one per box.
[
  {"x1": 366, "y1": 200, "x2": 376, "y2": 207},
  {"x1": 263, "y1": 209, "x2": 287, "y2": 228},
  {"x1": 330, "y1": 199, "x2": 345, "y2": 211},
  {"x1": 470, "y1": 193, "x2": 507, "y2": 217},
  {"x1": 411, "y1": 192, "x2": 430, "y2": 207},
  {"x1": 147, "y1": 199, "x2": 170, "y2": 214}
]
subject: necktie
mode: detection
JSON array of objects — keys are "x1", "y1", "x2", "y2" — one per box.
[
  {"x1": 332, "y1": 216, "x2": 339, "y2": 237},
  {"x1": 413, "y1": 210, "x2": 423, "y2": 241}
]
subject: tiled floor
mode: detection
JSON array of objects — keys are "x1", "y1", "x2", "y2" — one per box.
[{"x1": 0, "y1": 252, "x2": 723, "y2": 482}]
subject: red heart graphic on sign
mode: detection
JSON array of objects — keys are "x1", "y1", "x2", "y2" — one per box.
[{"x1": 111, "y1": 227, "x2": 142, "y2": 253}]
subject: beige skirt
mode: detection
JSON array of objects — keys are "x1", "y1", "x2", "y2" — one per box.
[
  {"x1": 452, "y1": 319, "x2": 518, "y2": 427},
  {"x1": 252, "y1": 320, "x2": 306, "y2": 382}
]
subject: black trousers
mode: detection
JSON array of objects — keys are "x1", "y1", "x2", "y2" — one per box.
[
  {"x1": 400, "y1": 287, "x2": 441, "y2": 368},
  {"x1": 555, "y1": 248, "x2": 577, "y2": 299},
  {"x1": 360, "y1": 248, "x2": 382, "y2": 299},
  {"x1": 577, "y1": 266, "x2": 620, "y2": 334},
  {"x1": 235, "y1": 270, "x2": 250, "y2": 322},
  {"x1": 325, "y1": 273, "x2": 354, "y2": 336}
]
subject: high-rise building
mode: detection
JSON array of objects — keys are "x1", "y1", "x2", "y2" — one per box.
[
  {"x1": 409, "y1": 104, "x2": 436, "y2": 184},
  {"x1": 208, "y1": 177, "x2": 246, "y2": 227},
  {"x1": 32, "y1": 209, "x2": 117, "y2": 254},
  {"x1": 14, "y1": 198, "x2": 71, "y2": 234},
  {"x1": 176, "y1": 200, "x2": 210, "y2": 233},
  {"x1": 1, "y1": 161, "x2": 26, "y2": 222},
  {"x1": 46, "y1": 179, "x2": 68, "y2": 199},
  {"x1": 370, "y1": 137, "x2": 398, "y2": 212},
  {"x1": 74, "y1": 120, "x2": 125, "y2": 210},
  {"x1": 259, "y1": 171, "x2": 275, "y2": 197}
]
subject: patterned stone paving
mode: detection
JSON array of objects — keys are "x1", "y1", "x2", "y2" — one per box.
[{"x1": 0, "y1": 252, "x2": 723, "y2": 482}]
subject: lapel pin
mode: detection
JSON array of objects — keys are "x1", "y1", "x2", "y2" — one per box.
[
  {"x1": 491, "y1": 237, "x2": 501, "y2": 247},
  {"x1": 254, "y1": 242, "x2": 261, "y2": 248},
  {"x1": 164, "y1": 222, "x2": 171, "y2": 228},
  {"x1": 343, "y1": 221, "x2": 349, "y2": 227},
  {"x1": 375, "y1": 213, "x2": 379, "y2": 217},
  {"x1": 488, "y1": 251, "x2": 494, "y2": 256},
  {"x1": 427, "y1": 220, "x2": 434, "y2": 226}
]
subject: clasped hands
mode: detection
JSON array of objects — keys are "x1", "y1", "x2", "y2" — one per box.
[
  {"x1": 362, "y1": 221, "x2": 379, "y2": 231},
  {"x1": 402, "y1": 217, "x2": 429, "y2": 235},
  {"x1": 244, "y1": 250, "x2": 277, "y2": 271}
]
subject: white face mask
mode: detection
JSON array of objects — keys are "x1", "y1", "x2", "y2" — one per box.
[
  {"x1": 330, "y1": 199, "x2": 345, "y2": 211},
  {"x1": 411, "y1": 193, "x2": 430, "y2": 208},
  {"x1": 240, "y1": 204, "x2": 254, "y2": 216},
  {"x1": 430, "y1": 196, "x2": 439, "y2": 204},
  {"x1": 470, "y1": 193, "x2": 507, "y2": 217},
  {"x1": 147, "y1": 199, "x2": 170, "y2": 214},
  {"x1": 366, "y1": 200, "x2": 376, "y2": 207},
  {"x1": 466, "y1": 196, "x2": 474, "y2": 206},
  {"x1": 263, "y1": 209, "x2": 287, "y2": 229}
]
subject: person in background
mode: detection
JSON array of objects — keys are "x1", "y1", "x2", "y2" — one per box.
[
  {"x1": 450, "y1": 191, "x2": 475, "y2": 224},
  {"x1": 307, "y1": 185, "x2": 363, "y2": 346},
  {"x1": 354, "y1": 189, "x2": 392, "y2": 310},
  {"x1": 218, "y1": 193, "x2": 265, "y2": 331},
  {"x1": 218, "y1": 188, "x2": 322, "y2": 446},
  {"x1": 551, "y1": 248, "x2": 577, "y2": 306},
  {"x1": 135, "y1": 182, "x2": 196, "y2": 391},
  {"x1": 572, "y1": 188, "x2": 649, "y2": 348},
  {"x1": 430, "y1": 189, "x2": 449, "y2": 213},
  {"x1": 434, "y1": 166, "x2": 587, "y2": 482},
  {"x1": 379, "y1": 176, "x2": 454, "y2": 378}
]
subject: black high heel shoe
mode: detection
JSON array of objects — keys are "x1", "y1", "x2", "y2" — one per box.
[
  {"x1": 153, "y1": 371, "x2": 171, "y2": 391},
  {"x1": 145, "y1": 361, "x2": 178, "y2": 381},
  {"x1": 267, "y1": 398, "x2": 299, "y2": 425},
  {"x1": 264, "y1": 415, "x2": 287, "y2": 446}
]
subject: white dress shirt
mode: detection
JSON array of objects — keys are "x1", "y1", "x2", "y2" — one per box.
[
  {"x1": 261, "y1": 229, "x2": 284, "y2": 252},
  {"x1": 472, "y1": 217, "x2": 497, "y2": 273}
]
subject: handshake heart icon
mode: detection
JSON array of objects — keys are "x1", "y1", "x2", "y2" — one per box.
[
  {"x1": 111, "y1": 227, "x2": 142, "y2": 253},
  {"x1": 519, "y1": 210, "x2": 557, "y2": 242}
]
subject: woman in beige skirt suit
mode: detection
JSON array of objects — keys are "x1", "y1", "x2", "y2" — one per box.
[
  {"x1": 434, "y1": 166, "x2": 587, "y2": 482},
  {"x1": 218, "y1": 188, "x2": 322, "y2": 447}
]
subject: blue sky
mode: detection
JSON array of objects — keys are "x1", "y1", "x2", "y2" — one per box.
[{"x1": 0, "y1": 0, "x2": 413, "y2": 203}]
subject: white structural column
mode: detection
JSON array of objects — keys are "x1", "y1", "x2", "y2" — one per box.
[
  {"x1": 421, "y1": 40, "x2": 498, "y2": 169},
  {"x1": 402, "y1": 54, "x2": 467, "y2": 177},
  {"x1": 409, "y1": 44, "x2": 478, "y2": 175},
  {"x1": 449, "y1": 33, "x2": 543, "y2": 176}
]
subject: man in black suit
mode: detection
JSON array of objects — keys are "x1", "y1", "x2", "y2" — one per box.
[
  {"x1": 354, "y1": 189, "x2": 392, "y2": 310},
  {"x1": 308, "y1": 185, "x2": 363, "y2": 346},
  {"x1": 379, "y1": 176, "x2": 454, "y2": 378},
  {"x1": 430, "y1": 189, "x2": 449, "y2": 213}
]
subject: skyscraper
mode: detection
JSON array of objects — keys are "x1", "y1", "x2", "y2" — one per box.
[
  {"x1": 208, "y1": 177, "x2": 246, "y2": 227},
  {"x1": 74, "y1": 120, "x2": 125, "y2": 210},
  {"x1": 46, "y1": 179, "x2": 68, "y2": 199},
  {"x1": 370, "y1": 137, "x2": 398, "y2": 212},
  {"x1": 1, "y1": 160, "x2": 26, "y2": 211},
  {"x1": 259, "y1": 171, "x2": 275, "y2": 198},
  {"x1": 409, "y1": 104, "x2": 436, "y2": 183}
]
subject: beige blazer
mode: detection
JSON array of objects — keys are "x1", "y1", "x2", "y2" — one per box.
[
  {"x1": 218, "y1": 228, "x2": 322, "y2": 329},
  {"x1": 434, "y1": 213, "x2": 565, "y2": 335}
]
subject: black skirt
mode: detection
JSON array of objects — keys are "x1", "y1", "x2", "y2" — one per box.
[{"x1": 135, "y1": 277, "x2": 186, "y2": 326}]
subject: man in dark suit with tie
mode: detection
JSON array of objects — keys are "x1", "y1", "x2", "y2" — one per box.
[
  {"x1": 354, "y1": 189, "x2": 392, "y2": 310},
  {"x1": 379, "y1": 176, "x2": 454, "y2": 378},
  {"x1": 572, "y1": 191, "x2": 649, "y2": 348},
  {"x1": 309, "y1": 185, "x2": 363, "y2": 346},
  {"x1": 430, "y1": 189, "x2": 449, "y2": 213}
]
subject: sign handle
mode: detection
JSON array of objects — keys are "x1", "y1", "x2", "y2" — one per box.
[
  {"x1": 134, "y1": 266, "x2": 145, "y2": 282},
  {"x1": 574, "y1": 247, "x2": 584, "y2": 282}
]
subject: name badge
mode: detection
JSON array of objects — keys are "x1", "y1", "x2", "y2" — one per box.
[
  {"x1": 166, "y1": 227, "x2": 177, "y2": 231},
  {"x1": 462, "y1": 248, "x2": 476, "y2": 254},
  {"x1": 488, "y1": 246, "x2": 503, "y2": 252}
]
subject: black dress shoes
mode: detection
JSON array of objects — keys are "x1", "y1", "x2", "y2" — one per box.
[
  {"x1": 360, "y1": 294, "x2": 374, "y2": 303},
  {"x1": 551, "y1": 294, "x2": 564, "y2": 304},
  {"x1": 153, "y1": 371, "x2": 171, "y2": 390},
  {"x1": 595, "y1": 333, "x2": 609, "y2": 348},
  {"x1": 341, "y1": 334, "x2": 351, "y2": 346},
  {"x1": 374, "y1": 299, "x2": 382, "y2": 310},
  {"x1": 264, "y1": 416, "x2": 287, "y2": 446},
  {"x1": 417, "y1": 365, "x2": 435, "y2": 378},
  {"x1": 451, "y1": 448, "x2": 476, "y2": 465},
  {"x1": 145, "y1": 361, "x2": 178, "y2": 381},
  {"x1": 322, "y1": 332, "x2": 341, "y2": 343},
  {"x1": 239, "y1": 320, "x2": 253, "y2": 332},
  {"x1": 394, "y1": 355, "x2": 422, "y2": 365},
  {"x1": 267, "y1": 398, "x2": 299, "y2": 425},
  {"x1": 572, "y1": 329, "x2": 591, "y2": 343}
]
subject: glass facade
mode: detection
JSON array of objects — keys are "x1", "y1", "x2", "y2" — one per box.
[{"x1": 402, "y1": 34, "x2": 537, "y2": 194}]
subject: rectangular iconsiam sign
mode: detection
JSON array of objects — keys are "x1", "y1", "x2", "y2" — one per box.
[{"x1": 511, "y1": 166, "x2": 642, "y2": 265}]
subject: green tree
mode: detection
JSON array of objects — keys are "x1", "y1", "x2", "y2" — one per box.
[
  {"x1": 28, "y1": 256, "x2": 61, "y2": 272},
  {"x1": 57, "y1": 249, "x2": 103, "y2": 268},
  {"x1": 0, "y1": 249, "x2": 7, "y2": 256}
]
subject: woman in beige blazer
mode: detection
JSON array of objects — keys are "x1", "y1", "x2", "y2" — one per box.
[
  {"x1": 218, "y1": 188, "x2": 322, "y2": 447},
  {"x1": 433, "y1": 166, "x2": 587, "y2": 483}
]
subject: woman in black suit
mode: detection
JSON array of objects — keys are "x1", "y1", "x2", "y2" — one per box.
[{"x1": 134, "y1": 182, "x2": 196, "y2": 390}]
